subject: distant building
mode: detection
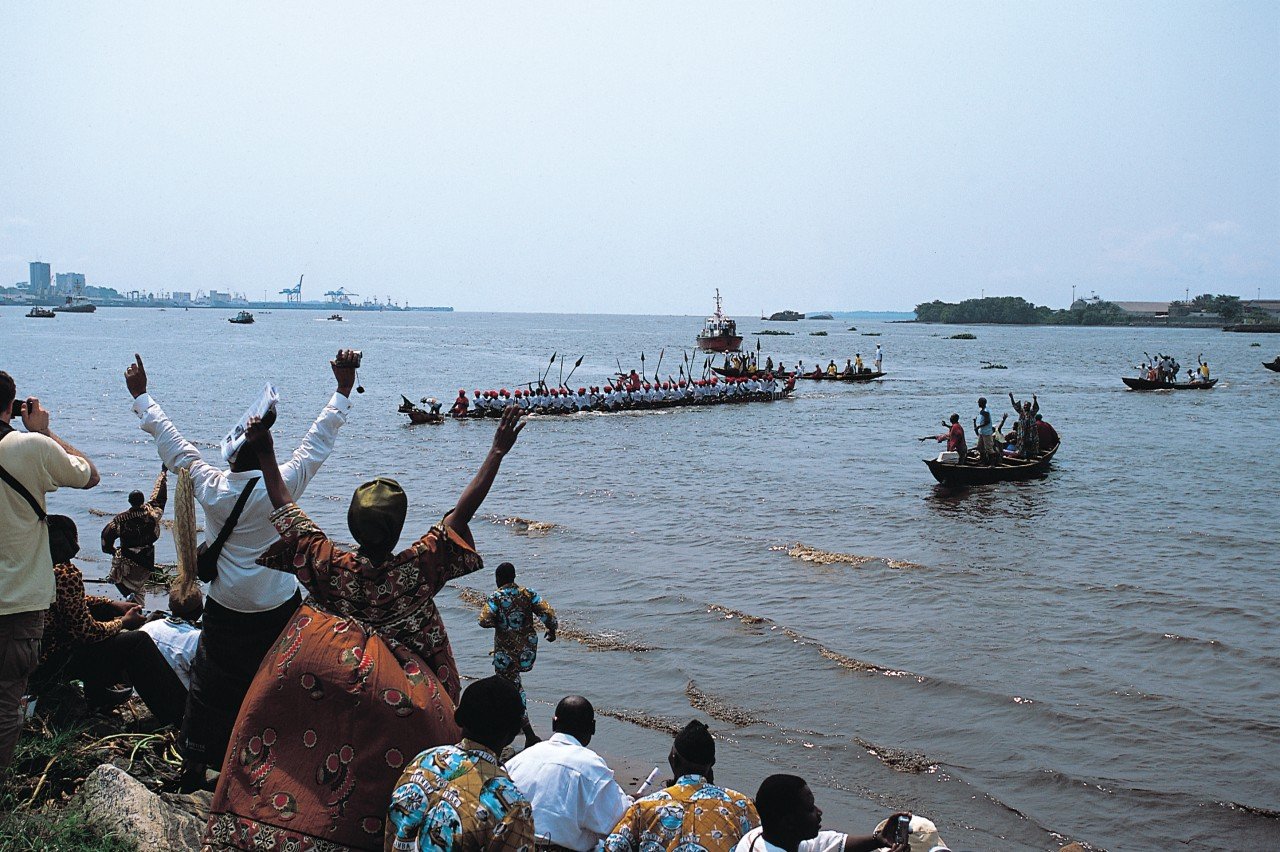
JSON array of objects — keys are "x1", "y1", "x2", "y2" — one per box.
[
  {"x1": 55, "y1": 272, "x2": 86, "y2": 294},
  {"x1": 1245, "y1": 299, "x2": 1280, "y2": 319},
  {"x1": 29, "y1": 262, "x2": 51, "y2": 297},
  {"x1": 1112, "y1": 301, "x2": 1170, "y2": 318},
  {"x1": 171, "y1": 290, "x2": 192, "y2": 303}
]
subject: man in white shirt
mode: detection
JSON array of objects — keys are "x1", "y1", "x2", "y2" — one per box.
[
  {"x1": 140, "y1": 588, "x2": 203, "y2": 690},
  {"x1": 125, "y1": 350, "x2": 355, "y2": 791},
  {"x1": 506, "y1": 695, "x2": 632, "y2": 852},
  {"x1": 0, "y1": 372, "x2": 99, "y2": 767},
  {"x1": 735, "y1": 775, "x2": 915, "y2": 852}
]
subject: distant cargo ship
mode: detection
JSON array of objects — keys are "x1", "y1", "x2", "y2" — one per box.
[{"x1": 53, "y1": 295, "x2": 96, "y2": 313}]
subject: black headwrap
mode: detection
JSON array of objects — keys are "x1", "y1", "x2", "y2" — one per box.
[{"x1": 674, "y1": 719, "x2": 715, "y2": 765}]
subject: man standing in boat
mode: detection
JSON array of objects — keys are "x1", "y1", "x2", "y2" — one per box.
[
  {"x1": 101, "y1": 466, "x2": 169, "y2": 604},
  {"x1": 974, "y1": 397, "x2": 996, "y2": 465},
  {"x1": 874, "y1": 344, "x2": 883, "y2": 373}
]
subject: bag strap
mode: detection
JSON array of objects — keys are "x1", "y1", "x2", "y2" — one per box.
[
  {"x1": 0, "y1": 431, "x2": 47, "y2": 522},
  {"x1": 207, "y1": 477, "x2": 260, "y2": 558}
]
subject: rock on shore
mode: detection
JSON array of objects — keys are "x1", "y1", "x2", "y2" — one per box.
[{"x1": 77, "y1": 764, "x2": 205, "y2": 851}]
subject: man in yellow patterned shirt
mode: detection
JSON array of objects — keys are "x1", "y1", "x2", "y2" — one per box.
[
  {"x1": 386, "y1": 676, "x2": 534, "y2": 852},
  {"x1": 604, "y1": 719, "x2": 759, "y2": 852}
]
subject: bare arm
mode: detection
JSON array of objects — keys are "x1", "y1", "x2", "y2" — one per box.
[
  {"x1": 447, "y1": 405, "x2": 525, "y2": 533},
  {"x1": 21, "y1": 399, "x2": 100, "y2": 489},
  {"x1": 243, "y1": 418, "x2": 292, "y2": 510}
]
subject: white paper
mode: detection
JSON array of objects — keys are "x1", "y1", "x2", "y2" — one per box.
[{"x1": 221, "y1": 383, "x2": 279, "y2": 462}]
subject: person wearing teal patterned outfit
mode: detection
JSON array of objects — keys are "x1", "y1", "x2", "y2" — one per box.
[{"x1": 479, "y1": 562, "x2": 557, "y2": 747}]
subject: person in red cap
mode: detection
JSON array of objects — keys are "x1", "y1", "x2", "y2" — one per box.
[{"x1": 451, "y1": 390, "x2": 469, "y2": 418}]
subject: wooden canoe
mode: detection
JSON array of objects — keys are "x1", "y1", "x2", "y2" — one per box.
[
  {"x1": 1121, "y1": 377, "x2": 1217, "y2": 390},
  {"x1": 797, "y1": 370, "x2": 886, "y2": 382},
  {"x1": 925, "y1": 442, "x2": 1060, "y2": 486}
]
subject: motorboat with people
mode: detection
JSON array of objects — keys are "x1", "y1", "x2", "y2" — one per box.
[
  {"x1": 228, "y1": 310, "x2": 255, "y2": 324},
  {"x1": 26, "y1": 306, "x2": 55, "y2": 318},
  {"x1": 328, "y1": 313, "x2": 344, "y2": 321},
  {"x1": 925, "y1": 441, "x2": 1060, "y2": 486},
  {"x1": 1126, "y1": 352, "x2": 1214, "y2": 389},
  {"x1": 695, "y1": 289, "x2": 743, "y2": 353}
]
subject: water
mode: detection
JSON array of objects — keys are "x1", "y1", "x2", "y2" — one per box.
[{"x1": 14, "y1": 308, "x2": 1280, "y2": 850}]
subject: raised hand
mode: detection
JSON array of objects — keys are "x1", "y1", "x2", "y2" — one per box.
[
  {"x1": 243, "y1": 414, "x2": 275, "y2": 454},
  {"x1": 491, "y1": 404, "x2": 526, "y2": 457},
  {"x1": 125, "y1": 354, "x2": 148, "y2": 398},
  {"x1": 331, "y1": 349, "x2": 359, "y2": 396}
]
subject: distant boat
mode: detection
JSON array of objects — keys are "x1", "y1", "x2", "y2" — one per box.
[
  {"x1": 695, "y1": 289, "x2": 743, "y2": 353},
  {"x1": 52, "y1": 295, "x2": 96, "y2": 313},
  {"x1": 229, "y1": 310, "x2": 255, "y2": 324},
  {"x1": 26, "y1": 307, "x2": 55, "y2": 318},
  {"x1": 327, "y1": 313, "x2": 344, "y2": 321},
  {"x1": 809, "y1": 313, "x2": 834, "y2": 320}
]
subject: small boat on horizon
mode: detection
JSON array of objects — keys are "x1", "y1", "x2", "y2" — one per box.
[
  {"x1": 229, "y1": 310, "x2": 255, "y2": 324},
  {"x1": 695, "y1": 289, "x2": 743, "y2": 353},
  {"x1": 26, "y1": 306, "x2": 55, "y2": 318},
  {"x1": 328, "y1": 313, "x2": 344, "y2": 321}
]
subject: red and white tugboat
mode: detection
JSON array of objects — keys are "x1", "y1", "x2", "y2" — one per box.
[{"x1": 695, "y1": 289, "x2": 743, "y2": 353}]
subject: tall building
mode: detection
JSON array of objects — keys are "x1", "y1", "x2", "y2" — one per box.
[
  {"x1": 55, "y1": 272, "x2": 86, "y2": 294},
  {"x1": 29, "y1": 261, "x2": 51, "y2": 297}
]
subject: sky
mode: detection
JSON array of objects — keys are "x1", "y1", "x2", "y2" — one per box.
[{"x1": 1, "y1": 2, "x2": 1276, "y2": 313}]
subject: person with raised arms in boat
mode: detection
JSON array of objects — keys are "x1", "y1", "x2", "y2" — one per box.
[
  {"x1": 935, "y1": 413, "x2": 967, "y2": 462},
  {"x1": 1198, "y1": 355, "x2": 1210, "y2": 382},
  {"x1": 1009, "y1": 392, "x2": 1039, "y2": 457}
]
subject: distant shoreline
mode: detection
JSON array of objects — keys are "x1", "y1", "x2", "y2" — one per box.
[{"x1": 1, "y1": 299, "x2": 453, "y2": 312}]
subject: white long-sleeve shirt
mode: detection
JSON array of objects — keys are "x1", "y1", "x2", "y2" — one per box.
[
  {"x1": 506, "y1": 732, "x2": 633, "y2": 852},
  {"x1": 132, "y1": 391, "x2": 351, "y2": 613}
]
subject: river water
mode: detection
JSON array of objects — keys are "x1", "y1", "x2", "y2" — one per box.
[{"x1": 14, "y1": 308, "x2": 1280, "y2": 850}]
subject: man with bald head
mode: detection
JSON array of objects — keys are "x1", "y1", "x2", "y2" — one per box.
[{"x1": 506, "y1": 696, "x2": 632, "y2": 852}]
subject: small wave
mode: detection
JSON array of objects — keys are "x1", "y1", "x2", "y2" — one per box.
[
  {"x1": 1161, "y1": 631, "x2": 1227, "y2": 650},
  {"x1": 685, "y1": 680, "x2": 762, "y2": 727},
  {"x1": 485, "y1": 515, "x2": 557, "y2": 534},
  {"x1": 1217, "y1": 801, "x2": 1280, "y2": 819},
  {"x1": 455, "y1": 587, "x2": 652, "y2": 653},
  {"x1": 703, "y1": 603, "x2": 911, "y2": 677},
  {"x1": 597, "y1": 707, "x2": 683, "y2": 735},
  {"x1": 771, "y1": 543, "x2": 924, "y2": 570},
  {"x1": 88, "y1": 507, "x2": 113, "y2": 517},
  {"x1": 852, "y1": 736, "x2": 937, "y2": 774}
]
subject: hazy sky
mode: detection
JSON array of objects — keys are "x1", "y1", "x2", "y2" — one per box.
[{"x1": 2, "y1": 2, "x2": 1276, "y2": 313}]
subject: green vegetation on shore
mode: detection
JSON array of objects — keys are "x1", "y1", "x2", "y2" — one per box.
[
  {"x1": 914, "y1": 296, "x2": 1129, "y2": 325},
  {"x1": 914, "y1": 294, "x2": 1271, "y2": 326}
]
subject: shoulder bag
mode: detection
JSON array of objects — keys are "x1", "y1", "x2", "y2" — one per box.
[{"x1": 196, "y1": 477, "x2": 260, "y2": 582}]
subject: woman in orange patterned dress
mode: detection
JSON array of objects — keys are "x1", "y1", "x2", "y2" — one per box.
[{"x1": 205, "y1": 406, "x2": 526, "y2": 851}]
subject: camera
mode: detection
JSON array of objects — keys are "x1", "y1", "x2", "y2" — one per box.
[{"x1": 10, "y1": 400, "x2": 23, "y2": 418}]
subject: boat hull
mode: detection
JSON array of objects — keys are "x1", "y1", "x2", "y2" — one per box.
[
  {"x1": 798, "y1": 371, "x2": 885, "y2": 383},
  {"x1": 696, "y1": 335, "x2": 743, "y2": 353},
  {"x1": 53, "y1": 304, "x2": 96, "y2": 313},
  {"x1": 925, "y1": 442, "x2": 1059, "y2": 486},
  {"x1": 1264, "y1": 361, "x2": 1280, "y2": 373},
  {"x1": 1121, "y1": 377, "x2": 1217, "y2": 390}
]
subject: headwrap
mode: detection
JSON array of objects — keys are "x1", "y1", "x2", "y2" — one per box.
[
  {"x1": 347, "y1": 478, "x2": 408, "y2": 559},
  {"x1": 673, "y1": 719, "x2": 715, "y2": 765}
]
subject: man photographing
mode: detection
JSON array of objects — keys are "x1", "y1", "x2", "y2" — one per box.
[{"x1": 0, "y1": 370, "x2": 99, "y2": 767}]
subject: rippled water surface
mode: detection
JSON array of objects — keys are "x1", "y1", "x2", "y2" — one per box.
[{"x1": 18, "y1": 308, "x2": 1280, "y2": 850}]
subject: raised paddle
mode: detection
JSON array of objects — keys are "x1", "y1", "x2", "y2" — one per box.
[
  {"x1": 539, "y1": 352, "x2": 557, "y2": 386},
  {"x1": 653, "y1": 348, "x2": 664, "y2": 383},
  {"x1": 563, "y1": 355, "x2": 585, "y2": 387}
]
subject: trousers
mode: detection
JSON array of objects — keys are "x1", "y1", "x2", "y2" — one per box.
[
  {"x1": 179, "y1": 591, "x2": 300, "y2": 768},
  {"x1": 0, "y1": 610, "x2": 44, "y2": 767}
]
